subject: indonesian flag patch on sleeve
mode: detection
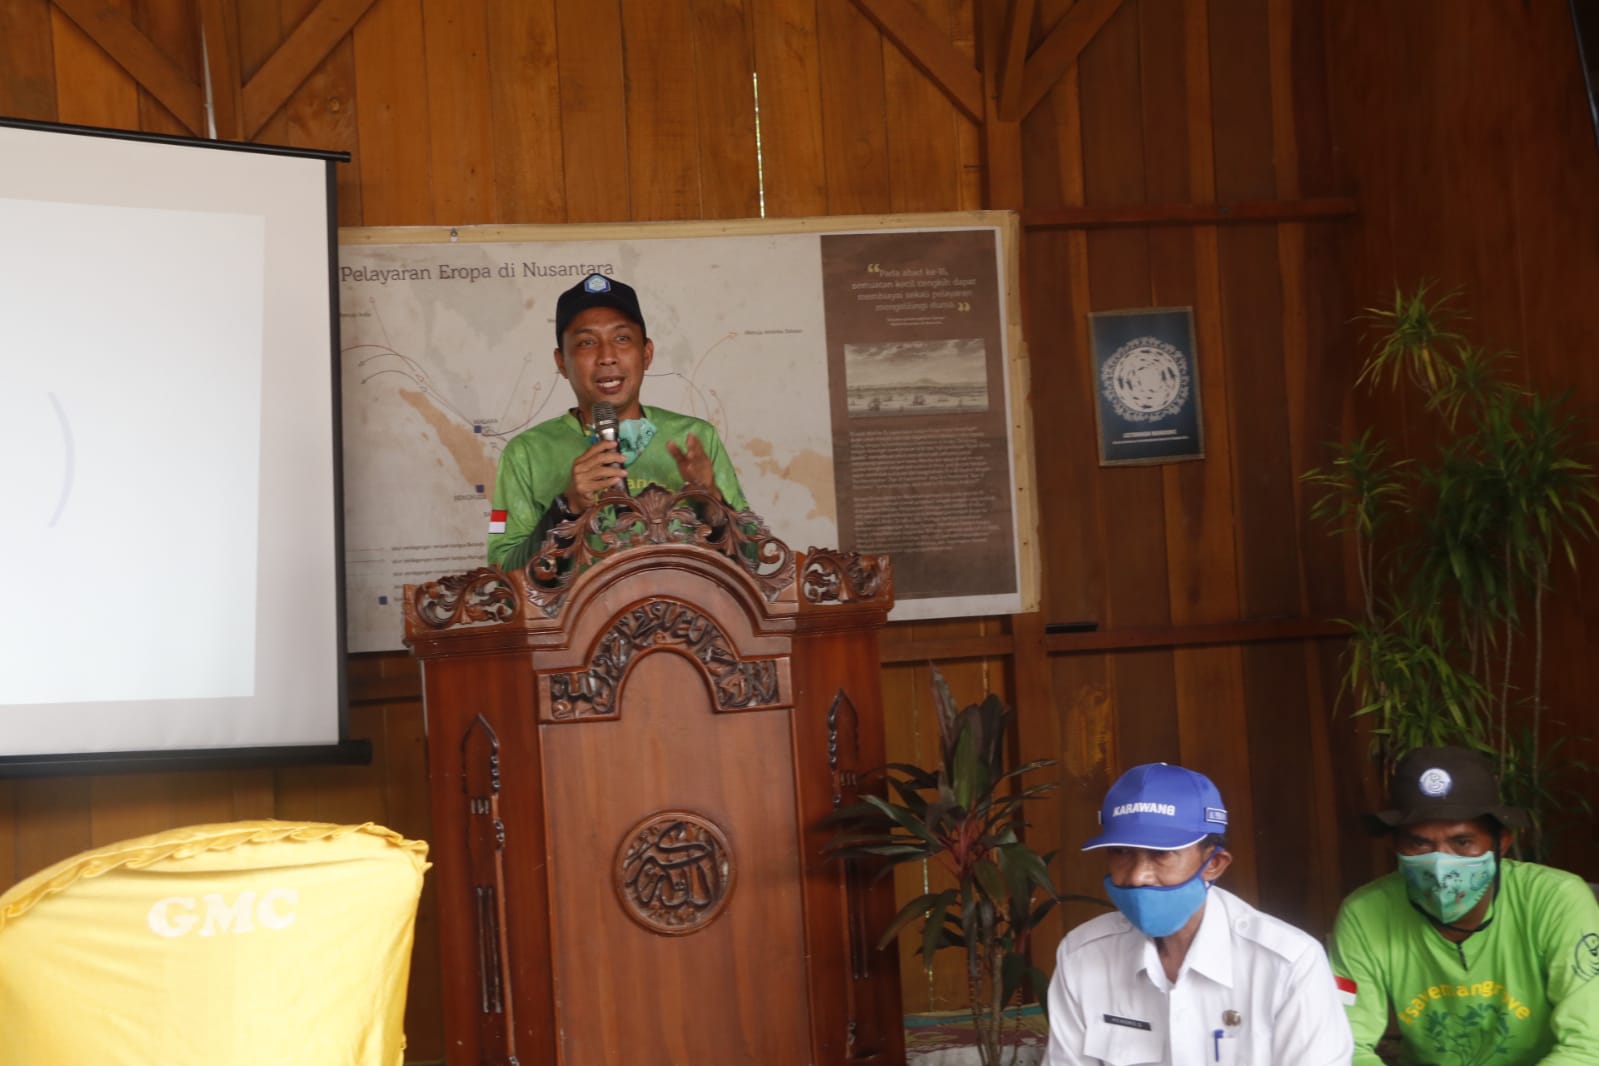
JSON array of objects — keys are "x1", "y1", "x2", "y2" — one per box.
[
  {"x1": 1335, "y1": 975, "x2": 1357, "y2": 1007},
  {"x1": 488, "y1": 509, "x2": 507, "y2": 534}
]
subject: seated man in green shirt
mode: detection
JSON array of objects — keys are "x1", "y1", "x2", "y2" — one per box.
[
  {"x1": 486, "y1": 273, "x2": 748, "y2": 571},
  {"x1": 1330, "y1": 746, "x2": 1599, "y2": 1065}
]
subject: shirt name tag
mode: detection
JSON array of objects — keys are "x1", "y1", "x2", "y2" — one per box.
[{"x1": 1102, "y1": 1014, "x2": 1153, "y2": 1031}]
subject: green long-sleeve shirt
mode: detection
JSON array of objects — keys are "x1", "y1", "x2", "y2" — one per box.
[
  {"x1": 486, "y1": 405, "x2": 748, "y2": 571},
  {"x1": 1330, "y1": 859, "x2": 1599, "y2": 1065}
]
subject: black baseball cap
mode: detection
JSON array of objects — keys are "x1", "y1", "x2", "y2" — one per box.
[
  {"x1": 554, "y1": 273, "x2": 646, "y2": 343},
  {"x1": 1365, "y1": 745, "x2": 1529, "y2": 832}
]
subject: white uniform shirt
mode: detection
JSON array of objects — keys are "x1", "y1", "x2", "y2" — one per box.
[{"x1": 1044, "y1": 886, "x2": 1353, "y2": 1066}]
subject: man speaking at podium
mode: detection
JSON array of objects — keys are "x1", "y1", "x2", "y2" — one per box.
[{"x1": 486, "y1": 273, "x2": 748, "y2": 571}]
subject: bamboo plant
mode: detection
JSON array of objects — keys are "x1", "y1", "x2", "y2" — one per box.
[{"x1": 1304, "y1": 284, "x2": 1598, "y2": 857}]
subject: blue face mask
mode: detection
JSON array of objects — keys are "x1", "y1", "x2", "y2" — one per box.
[
  {"x1": 1397, "y1": 850, "x2": 1496, "y2": 924},
  {"x1": 1103, "y1": 852, "x2": 1216, "y2": 938}
]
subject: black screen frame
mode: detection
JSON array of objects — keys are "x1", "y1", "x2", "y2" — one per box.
[{"x1": 0, "y1": 117, "x2": 366, "y2": 777}]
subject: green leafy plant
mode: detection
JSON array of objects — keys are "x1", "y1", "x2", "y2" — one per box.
[
  {"x1": 1304, "y1": 284, "x2": 1598, "y2": 858},
  {"x1": 818, "y1": 668, "x2": 1098, "y2": 1066}
]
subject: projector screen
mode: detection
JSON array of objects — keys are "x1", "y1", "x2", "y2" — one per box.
[{"x1": 0, "y1": 119, "x2": 357, "y2": 774}]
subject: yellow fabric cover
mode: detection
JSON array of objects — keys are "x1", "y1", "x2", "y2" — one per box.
[{"x1": 0, "y1": 820, "x2": 430, "y2": 1066}]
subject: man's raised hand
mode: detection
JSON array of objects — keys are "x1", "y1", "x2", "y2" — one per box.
[{"x1": 667, "y1": 433, "x2": 715, "y2": 490}]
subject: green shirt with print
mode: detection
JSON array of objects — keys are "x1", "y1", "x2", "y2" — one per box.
[
  {"x1": 487, "y1": 404, "x2": 748, "y2": 571},
  {"x1": 1331, "y1": 858, "x2": 1599, "y2": 1065}
]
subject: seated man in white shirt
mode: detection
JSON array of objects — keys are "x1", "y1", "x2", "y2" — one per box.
[{"x1": 1044, "y1": 763, "x2": 1353, "y2": 1066}]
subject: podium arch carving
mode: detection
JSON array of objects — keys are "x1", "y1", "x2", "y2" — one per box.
[{"x1": 545, "y1": 600, "x2": 781, "y2": 721}]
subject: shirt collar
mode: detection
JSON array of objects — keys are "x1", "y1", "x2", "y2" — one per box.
[
  {"x1": 568, "y1": 403, "x2": 655, "y2": 431},
  {"x1": 1184, "y1": 888, "x2": 1235, "y2": 988},
  {"x1": 1134, "y1": 888, "x2": 1235, "y2": 991}
]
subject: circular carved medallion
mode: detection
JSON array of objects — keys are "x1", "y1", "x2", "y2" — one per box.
[{"x1": 614, "y1": 810, "x2": 735, "y2": 936}]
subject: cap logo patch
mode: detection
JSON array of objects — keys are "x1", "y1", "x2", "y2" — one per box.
[
  {"x1": 1419, "y1": 768, "x2": 1453, "y2": 797},
  {"x1": 1112, "y1": 802, "x2": 1176, "y2": 818},
  {"x1": 583, "y1": 274, "x2": 611, "y2": 293},
  {"x1": 1204, "y1": 806, "x2": 1228, "y2": 826}
]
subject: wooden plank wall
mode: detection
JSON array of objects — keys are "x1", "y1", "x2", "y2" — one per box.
[
  {"x1": 0, "y1": 0, "x2": 1464, "y2": 1048},
  {"x1": 1322, "y1": 1, "x2": 1599, "y2": 876},
  {"x1": 1008, "y1": 0, "x2": 1376, "y2": 991}
]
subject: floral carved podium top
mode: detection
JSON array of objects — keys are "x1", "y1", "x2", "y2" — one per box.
[{"x1": 404, "y1": 483, "x2": 893, "y2": 637}]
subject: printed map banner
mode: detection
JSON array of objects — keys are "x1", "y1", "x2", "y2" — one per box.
[{"x1": 338, "y1": 214, "x2": 1034, "y2": 652}]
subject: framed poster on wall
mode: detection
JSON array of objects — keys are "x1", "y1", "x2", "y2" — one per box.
[{"x1": 1089, "y1": 307, "x2": 1204, "y2": 466}]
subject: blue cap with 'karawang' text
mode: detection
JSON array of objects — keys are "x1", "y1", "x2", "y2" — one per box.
[{"x1": 1081, "y1": 762, "x2": 1228, "y2": 852}]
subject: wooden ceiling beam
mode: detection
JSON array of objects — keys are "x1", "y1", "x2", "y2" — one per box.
[
  {"x1": 848, "y1": 0, "x2": 985, "y2": 124},
  {"x1": 51, "y1": 0, "x2": 204, "y2": 134},
  {"x1": 241, "y1": 0, "x2": 382, "y2": 138},
  {"x1": 1015, "y1": 0, "x2": 1124, "y2": 119}
]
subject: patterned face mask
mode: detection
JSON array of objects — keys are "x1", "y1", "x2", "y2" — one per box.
[
  {"x1": 1398, "y1": 850, "x2": 1496, "y2": 924},
  {"x1": 615, "y1": 417, "x2": 656, "y2": 465}
]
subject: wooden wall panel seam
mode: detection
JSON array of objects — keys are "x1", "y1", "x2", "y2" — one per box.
[
  {"x1": 241, "y1": 0, "x2": 383, "y2": 138},
  {"x1": 50, "y1": 0, "x2": 203, "y2": 132},
  {"x1": 1017, "y1": 0, "x2": 1123, "y2": 119},
  {"x1": 49, "y1": 5, "x2": 140, "y2": 128},
  {"x1": 0, "y1": 0, "x2": 60, "y2": 121},
  {"x1": 1023, "y1": 196, "x2": 1356, "y2": 229},
  {"x1": 848, "y1": 0, "x2": 984, "y2": 121},
  {"x1": 420, "y1": 0, "x2": 499, "y2": 223}
]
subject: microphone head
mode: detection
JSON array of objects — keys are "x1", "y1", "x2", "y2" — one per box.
[{"x1": 591, "y1": 401, "x2": 618, "y2": 442}]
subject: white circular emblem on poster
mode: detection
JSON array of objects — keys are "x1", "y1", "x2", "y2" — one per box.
[
  {"x1": 1418, "y1": 768, "x2": 1453, "y2": 797},
  {"x1": 1099, "y1": 336, "x2": 1190, "y2": 422}
]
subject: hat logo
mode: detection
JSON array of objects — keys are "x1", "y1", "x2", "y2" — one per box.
[
  {"x1": 1418, "y1": 768, "x2": 1452, "y2": 797},
  {"x1": 1111, "y1": 802, "x2": 1176, "y2": 818},
  {"x1": 583, "y1": 274, "x2": 611, "y2": 293}
]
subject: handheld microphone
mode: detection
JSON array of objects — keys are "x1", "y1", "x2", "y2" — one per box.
[
  {"x1": 591, "y1": 401, "x2": 618, "y2": 442},
  {"x1": 590, "y1": 401, "x2": 626, "y2": 494}
]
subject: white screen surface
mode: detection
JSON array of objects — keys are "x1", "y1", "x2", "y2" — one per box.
[{"x1": 0, "y1": 122, "x2": 344, "y2": 762}]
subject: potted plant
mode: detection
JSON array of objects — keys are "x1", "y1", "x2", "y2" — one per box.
[
  {"x1": 819, "y1": 668, "x2": 1094, "y2": 1066},
  {"x1": 1303, "y1": 284, "x2": 1598, "y2": 858}
]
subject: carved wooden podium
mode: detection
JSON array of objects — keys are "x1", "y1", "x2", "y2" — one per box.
[{"x1": 405, "y1": 486, "x2": 906, "y2": 1066}]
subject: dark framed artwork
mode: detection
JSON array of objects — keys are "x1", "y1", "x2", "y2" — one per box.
[{"x1": 1088, "y1": 307, "x2": 1204, "y2": 466}]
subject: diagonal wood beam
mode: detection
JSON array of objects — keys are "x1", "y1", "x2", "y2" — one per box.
[
  {"x1": 52, "y1": 0, "x2": 204, "y2": 133},
  {"x1": 241, "y1": 0, "x2": 382, "y2": 138},
  {"x1": 1015, "y1": 0, "x2": 1124, "y2": 120},
  {"x1": 848, "y1": 0, "x2": 984, "y2": 124},
  {"x1": 994, "y1": 0, "x2": 1036, "y2": 123}
]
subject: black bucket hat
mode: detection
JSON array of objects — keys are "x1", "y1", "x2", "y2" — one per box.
[{"x1": 1364, "y1": 745, "x2": 1529, "y2": 833}]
